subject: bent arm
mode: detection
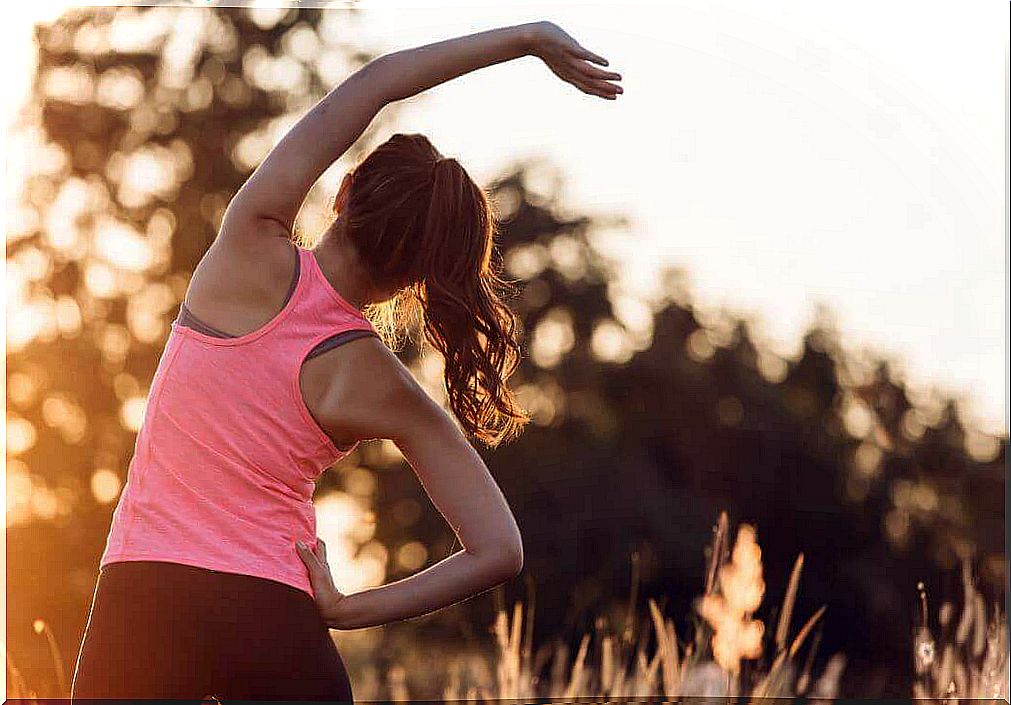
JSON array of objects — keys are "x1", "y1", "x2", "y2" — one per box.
[
  {"x1": 223, "y1": 23, "x2": 539, "y2": 237},
  {"x1": 310, "y1": 343, "x2": 523, "y2": 630},
  {"x1": 325, "y1": 412, "x2": 523, "y2": 630}
]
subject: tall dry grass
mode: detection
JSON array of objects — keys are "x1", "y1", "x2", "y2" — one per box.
[
  {"x1": 6, "y1": 512, "x2": 1006, "y2": 702},
  {"x1": 912, "y1": 556, "x2": 1010, "y2": 701},
  {"x1": 4, "y1": 619, "x2": 62, "y2": 699},
  {"x1": 416, "y1": 512, "x2": 845, "y2": 704}
]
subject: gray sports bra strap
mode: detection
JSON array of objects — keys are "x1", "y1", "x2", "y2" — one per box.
[
  {"x1": 174, "y1": 241, "x2": 379, "y2": 360},
  {"x1": 308, "y1": 328, "x2": 378, "y2": 358}
]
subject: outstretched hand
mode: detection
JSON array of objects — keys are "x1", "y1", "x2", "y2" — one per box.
[
  {"x1": 527, "y1": 21, "x2": 623, "y2": 100},
  {"x1": 295, "y1": 538, "x2": 348, "y2": 628}
]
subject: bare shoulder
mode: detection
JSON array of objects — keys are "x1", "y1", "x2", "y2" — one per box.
[
  {"x1": 315, "y1": 337, "x2": 450, "y2": 447},
  {"x1": 201, "y1": 219, "x2": 294, "y2": 290},
  {"x1": 187, "y1": 226, "x2": 295, "y2": 318}
]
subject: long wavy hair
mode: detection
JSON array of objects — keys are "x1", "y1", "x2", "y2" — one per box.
[{"x1": 332, "y1": 132, "x2": 530, "y2": 448}]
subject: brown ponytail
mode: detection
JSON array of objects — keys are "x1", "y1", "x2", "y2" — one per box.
[{"x1": 340, "y1": 133, "x2": 530, "y2": 447}]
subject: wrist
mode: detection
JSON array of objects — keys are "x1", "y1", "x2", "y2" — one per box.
[
  {"x1": 513, "y1": 22, "x2": 544, "y2": 56},
  {"x1": 324, "y1": 593, "x2": 360, "y2": 630}
]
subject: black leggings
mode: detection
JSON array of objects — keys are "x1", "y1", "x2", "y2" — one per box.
[{"x1": 71, "y1": 560, "x2": 354, "y2": 702}]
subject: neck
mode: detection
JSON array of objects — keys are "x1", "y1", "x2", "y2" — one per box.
[{"x1": 312, "y1": 219, "x2": 376, "y2": 312}]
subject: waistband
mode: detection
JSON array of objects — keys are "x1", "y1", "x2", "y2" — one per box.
[{"x1": 99, "y1": 559, "x2": 317, "y2": 607}]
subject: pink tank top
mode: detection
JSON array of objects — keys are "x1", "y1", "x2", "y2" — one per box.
[{"x1": 100, "y1": 245, "x2": 378, "y2": 598}]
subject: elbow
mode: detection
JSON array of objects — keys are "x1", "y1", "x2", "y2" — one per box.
[
  {"x1": 472, "y1": 536, "x2": 524, "y2": 583},
  {"x1": 493, "y1": 537, "x2": 525, "y2": 581},
  {"x1": 505, "y1": 546, "x2": 524, "y2": 579},
  {"x1": 355, "y1": 54, "x2": 398, "y2": 106}
]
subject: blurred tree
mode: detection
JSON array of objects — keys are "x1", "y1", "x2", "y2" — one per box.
[
  {"x1": 368, "y1": 164, "x2": 1006, "y2": 697},
  {"x1": 6, "y1": 5, "x2": 1005, "y2": 699},
  {"x1": 5, "y1": 5, "x2": 398, "y2": 693}
]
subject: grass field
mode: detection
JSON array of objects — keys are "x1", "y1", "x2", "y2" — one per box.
[{"x1": 6, "y1": 512, "x2": 1008, "y2": 701}]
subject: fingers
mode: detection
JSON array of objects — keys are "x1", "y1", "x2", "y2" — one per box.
[
  {"x1": 569, "y1": 75, "x2": 621, "y2": 99},
  {"x1": 564, "y1": 56, "x2": 622, "y2": 98},
  {"x1": 589, "y1": 79, "x2": 623, "y2": 97},
  {"x1": 314, "y1": 538, "x2": 328, "y2": 565},
  {"x1": 577, "y1": 63, "x2": 622, "y2": 82},
  {"x1": 574, "y1": 45, "x2": 608, "y2": 66},
  {"x1": 296, "y1": 540, "x2": 327, "y2": 580}
]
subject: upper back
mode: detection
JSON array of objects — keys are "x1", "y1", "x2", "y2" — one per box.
[
  {"x1": 168, "y1": 243, "x2": 380, "y2": 471},
  {"x1": 179, "y1": 232, "x2": 444, "y2": 459},
  {"x1": 101, "y1": 241, "x2": 391, "y2": 595}
]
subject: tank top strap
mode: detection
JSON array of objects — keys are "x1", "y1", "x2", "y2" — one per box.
[{"x1": 296, "y1": 245, "x2": 378, "y2": 336}]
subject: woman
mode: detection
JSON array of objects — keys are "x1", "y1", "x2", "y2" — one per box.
[{"x1": 71, "y1": 19, "x2": 621, "y2": 702}]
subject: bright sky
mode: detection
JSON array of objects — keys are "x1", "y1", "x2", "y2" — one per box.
[{"x1": 4, "y1": 1, "x2": 1008, "y2": 434}]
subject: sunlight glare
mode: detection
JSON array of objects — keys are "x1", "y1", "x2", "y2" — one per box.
[
  {"x1": 120, "y1": 396, "x2": 147, "y2": 432},
  {"x1": 90, "y1": 468, "x2": 122, "y2": 504},
  {"x1": 315, "y1": 493, "x2": 387, "y2": 593}
]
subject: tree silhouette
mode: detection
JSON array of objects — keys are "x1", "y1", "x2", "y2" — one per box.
[{"x1": 370, "y1": 163, "x2": 1006, "y2": 697}]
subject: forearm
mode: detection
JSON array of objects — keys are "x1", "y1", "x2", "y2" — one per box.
[
  {"x1": 292, "y1": 22, "x2": 538, "y2": 167},
  {"x1": 229, "y1": 23, "x2": 538, "y2": 231},
  {"x1": 327, "y1": 548, "x2": 519, "y2": 630},
  {"x1": 368, "y1": 23, "x2": 538, "y2": 104}
]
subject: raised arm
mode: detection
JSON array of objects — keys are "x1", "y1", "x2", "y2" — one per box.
[
  {"x1": 218, "y1": 21, "x2": 621, "y2": 246},
  {"x1": 296, "y1": 339, "x2": 524, "y2": 629}
]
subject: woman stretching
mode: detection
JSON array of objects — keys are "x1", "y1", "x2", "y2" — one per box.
[{"x1": 71, "y1": 19, "x2": 621, "y2": 701}]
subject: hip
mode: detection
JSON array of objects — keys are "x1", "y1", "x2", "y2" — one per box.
[
  {"x1": 90, "y1": 559, "x2": 322, "y2": 629},
  {"x1": 73, "y1": 560, "x2": 352, "y2": 700}
]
